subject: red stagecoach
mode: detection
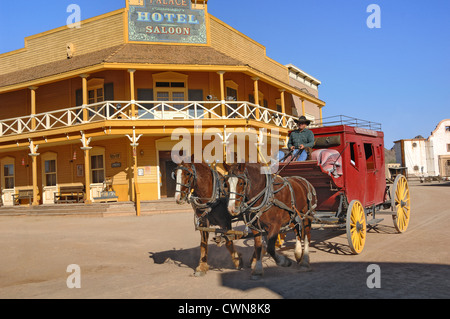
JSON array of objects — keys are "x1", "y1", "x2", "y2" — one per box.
[{"x1": 279, "y1": 116, "x2": 411, "y2": 254}]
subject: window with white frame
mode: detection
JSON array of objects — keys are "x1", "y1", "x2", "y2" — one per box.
[
  {"x1": 44, "y1": 160, "x2": 57, "y2": 187},
  {"x1": 3, "y1": 164, "x2": 14, "y2": 189},
  {"x1": 91, "y1": 155, "x2": 105, "y2": 184}
]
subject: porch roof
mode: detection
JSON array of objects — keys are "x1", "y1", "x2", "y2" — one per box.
[{"x1": 0, "y1": 43, "x2": 245, "y2": 89}]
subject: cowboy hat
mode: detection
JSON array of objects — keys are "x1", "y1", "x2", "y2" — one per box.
[{"x1": 295, "y1": 115, "x2": 311, "y2": 125}]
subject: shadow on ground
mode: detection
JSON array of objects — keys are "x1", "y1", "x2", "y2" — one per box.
[
  {"x1": 220, "y1": 261, "x2": 450, "y2": 299},
  {"x1": 149, "y1": 228, "x2": 450, "y2": 298}
]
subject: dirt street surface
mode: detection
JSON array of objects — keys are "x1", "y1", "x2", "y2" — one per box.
[{"x1": 0, "y1": 182, "x2": 449, "y2": 299}]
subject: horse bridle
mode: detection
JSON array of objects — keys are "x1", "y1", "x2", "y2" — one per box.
[
  {"x1": 173, "y1": 164, "x2": 197, "y2": 203},
  {"x1": 173, "y1": 163, "x2": 223, "y2": 209},
  {"x1": 225, "y1": 169, "x2": 251, "y2": 213},
  {"x1": 226, "y1": 168, "x2": 274, "y2": 216}
]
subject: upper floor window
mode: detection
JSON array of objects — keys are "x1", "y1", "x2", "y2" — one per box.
[
  {"x1": 87, "y1": 78, "x2": 105, "y2": 104},
  {"x1": 153, "y1": 72, "x2": 188, "y2": 113}
]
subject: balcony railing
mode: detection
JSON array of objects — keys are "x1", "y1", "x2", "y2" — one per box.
[{"x1": 0, "y1": 101, "x2": 298, "y2": 137}]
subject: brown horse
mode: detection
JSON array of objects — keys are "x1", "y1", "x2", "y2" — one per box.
[
  {"x1": 174, "y1": 161, "x2": 243, "y2": 277},
  {"x1": 225, "y1": 162, "x2": 317, "y2": 279}
]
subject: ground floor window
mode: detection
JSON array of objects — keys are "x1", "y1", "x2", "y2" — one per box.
[
  {"x1": 3, "y1": 164, "x2": 14, "y2": 189},
  {"x1": 44, "y1": 160, "x2": 57, "y2": 186},
  {"x1": 91, "y1": 155, "x2": 105, "y2": 184}
]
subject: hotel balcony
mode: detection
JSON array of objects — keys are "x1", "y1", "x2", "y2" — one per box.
[{"x1": 0, "y1": 100, "x2": 299, "y2": 141}]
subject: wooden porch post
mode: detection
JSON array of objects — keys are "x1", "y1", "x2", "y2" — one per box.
[
  {"x1": 80, "y1": 131, "x2": 92, "y2": 204},
  {"x1": 80, "y1": 74, "x2": 89, "y2": 122},
  {"x1": 319, "y1": 106, "x2": 324, "y2": 126},
  {"x1": 126, "y1": 127, "x2": 143, "y2": 216},
  {"x1": 128, "y1": 69, "x2": 136, "y2": 118},
  {"x1": 28, "y1": 86, "x2": 38, "y2": 130},
  {"x1": 252, "y1": 77, "x2": 260, "y2": 120},
  {"x1": 28, "y1": 140, "x2": 39, "y2": 206},
  {"x1": 279, "y1": 89, "x2": 286, "y2": 126},
  {"x1": 217, "y1": 71, "x2": 226, "y2": 117}
]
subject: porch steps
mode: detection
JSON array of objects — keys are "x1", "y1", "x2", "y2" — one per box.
[{"x1": 0, "y1": 198, "x2": 193, "y2": 217}]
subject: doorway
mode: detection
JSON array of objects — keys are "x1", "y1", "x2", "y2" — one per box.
[{"x1": 159, "y1": 151, "x2": 177, "y2": 198}]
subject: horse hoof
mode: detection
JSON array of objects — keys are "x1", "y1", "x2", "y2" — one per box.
[
  {"x1": 277, "y1": 255, "x2": 292, "y2": 267},
  {"x1": 298, "y1": 265, "x2": 312, "y2": 272},
  {"x1": 251, "y1": 274, "x2": 263, "y2": 281},
  {"x1": 236, "y1": 258, "x2": 243, "y2": 270},
  {"x1": 194, "y1": 271, "x2": 207, "y2": 277}
]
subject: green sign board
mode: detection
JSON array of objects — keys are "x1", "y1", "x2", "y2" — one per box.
[{"x1": 128, "y1": 0, "x2": 208, "y2": 44}]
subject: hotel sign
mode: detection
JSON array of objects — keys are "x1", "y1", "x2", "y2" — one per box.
[{"x1": 128, "y1": 0, "x2": 207, "y2": 44}]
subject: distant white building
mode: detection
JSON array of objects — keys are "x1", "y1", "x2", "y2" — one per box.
[{"x1": 394, "y1": 119, "x2": 450, "y2": 178}]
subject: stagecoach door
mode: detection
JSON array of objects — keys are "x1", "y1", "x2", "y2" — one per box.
[
  {"x1": 159, "y1": 151, "x2": 177, "y2": 198},
  {"x1": 363, "y1": 143, "x2": 377, "y2": 205}
]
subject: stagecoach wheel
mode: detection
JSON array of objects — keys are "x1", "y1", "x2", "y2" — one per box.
[
  {"x1": 391, "y1": 175, "x2": 411, "y2": 233},
  {"x1": 346, "y1": 200, "x2": 367, "y2": 255}
]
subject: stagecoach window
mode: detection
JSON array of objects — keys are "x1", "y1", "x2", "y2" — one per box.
[
  {"x1": 364, "y1": 143, "x2": 375, "y2": 170},
  {"x1": 350, "y1": 142, "x2": 358, "y2": 168}
]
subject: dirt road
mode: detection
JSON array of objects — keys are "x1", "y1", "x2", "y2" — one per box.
[{"x1": 0, "y1": 182, "x2": 449, "y2": 299}]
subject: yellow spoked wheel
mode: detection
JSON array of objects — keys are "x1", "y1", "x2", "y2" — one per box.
[
  {"x1": 276, "y1": 233, "x2": 286, "y2": 248},
  {"x1": 346, "y1": 200, "x2": 367, "y2": 255},
  {"x1": 391, "y1": 175, "x2": 411, "y2": 233}
]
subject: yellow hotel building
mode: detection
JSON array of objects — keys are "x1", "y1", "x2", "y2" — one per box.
[{"x1": 0, "y1": 0, "x2": 325, "y2": 213}]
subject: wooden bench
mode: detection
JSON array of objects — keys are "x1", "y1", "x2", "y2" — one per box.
[
  {"x1": 94, "y1": 191, "x2": 119, "y2": 203},
  {"x1": 13, "y1": 189, "x2": 34, "y2": 206},
  {"x1": 54, "y1": 185, "x2": 85, "y2": 204},
  {"x1": 93, "y1": 177, "x2": 118, "y2": 203}
]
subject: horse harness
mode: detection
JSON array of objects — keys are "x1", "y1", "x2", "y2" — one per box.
[
  {"x1": 174, "y1": 163, "x2": 224, "y2": 214},
  {"x1": 228, "y1": 170, "x2": 317, "y2": 234}
]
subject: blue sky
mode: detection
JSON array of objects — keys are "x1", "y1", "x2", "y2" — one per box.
[{"x1": 0, "y1": 0, "x2": 449, "y2": 147}]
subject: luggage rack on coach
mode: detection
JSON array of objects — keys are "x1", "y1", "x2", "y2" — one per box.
[{"x1": 311, "y1": 115, "x2": 382, "y2": 131}]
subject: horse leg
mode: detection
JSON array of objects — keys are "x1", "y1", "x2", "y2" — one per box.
[
  {"x1": 194, "y1": 229, "x2": 210, "y2": 277},
  {"x1": 294, "y1": 224, "x2": 303, "y2": 263},
  {"x1": 251, "y1": 231, "x2": 264, "y2": 280},
  {"x1": 267, "y1": 232, "x2": 292, "y2": 268},
  {"x1": 298, "y1": 219, "x2": 312, "y2": 271},
  {"x1": 225, "y1": 239, "x2": 243, "y2": 270}
]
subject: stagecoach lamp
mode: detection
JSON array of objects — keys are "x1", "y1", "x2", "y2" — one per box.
[
  {"x1": 22, "y1": 158, "x2": 25, "y2": 166},
  {"x1": 73, "y1": 151, "x2": 77, "y2": 161}
]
